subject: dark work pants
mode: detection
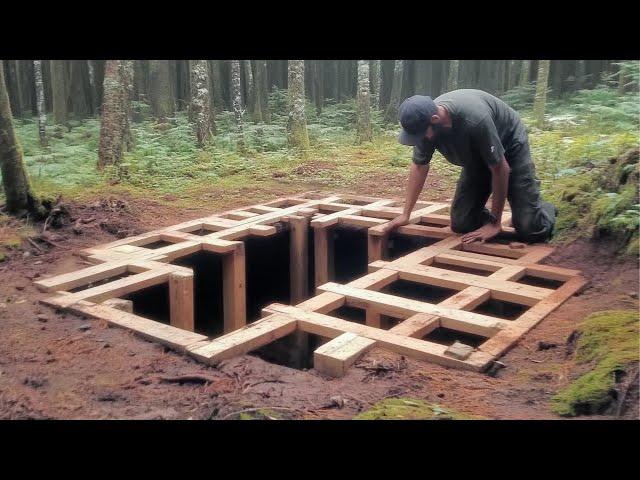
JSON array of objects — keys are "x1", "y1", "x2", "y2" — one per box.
[{"x1": 449, "y1": 140, "x2": 556, "y2": 243}]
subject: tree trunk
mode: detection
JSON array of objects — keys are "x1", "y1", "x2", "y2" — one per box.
[
  {"x1": 50, "y1": 60, "x2": 67, "y2": 124},
  {"x1": 356, "y1": 60, "x2": 372, "y2": 144},
  {"x1": 575, "y1": 60, "x2": 586, "y2": 91},
  {"x1": 33, "y1": 61, "x2": 47, "y2": 147},
  {"x1": 414, "y1": 60, "x2": 430, "y2": 95},
  {"x1": 520, "y1": 60, "x2": 531, "y2": 87},
  {"x1": 189, "y1": 60, "x2": 214, "y2": 147},
  {"x1": 287, "y1": 60, "x2": 310, "y2": 151},
  {"x1": 447, "y1": 60, "x2": 459, "y2": 91},
  {"x1": 148, "y1": 60, "x2": 174, "y2": 121},
  {"x1": 253, "y1": 60, "x2": 270, "y2": 123},
  {"x1": 370, "y1": 60, "x2": 381, "y2": 109},
  {"x1": 384, "y1": 60, "x2": 404, "y2": 124},
  {"x1": 98, "y1": 60, "x2": 133, "y2": 168},
  {"x1": 230, "y1": 60, "x2": 244, "y2": 150},
  {"x1": 312, "y1": 60, "x2": 323, "y2": 116},
  {"x1": 618, "y1": 61, "x2": 628, "y2": 95},
  {"x1": 209, "y1": 60, "x2": 225, "y2": 112},
  {"x1": 69, "y1": 60, "x2": 91, "y2": 119},
  {"x1": 533, "y1": 60, "x2": 550, "y2": 129},
  {"x1": 86, "y1": 60, "x2": 99, "y2": 113},
  {"x1": 244, "y1": 60, "x2": 255, "y2": 119},
  {"x1": 3, "y1": 61, "x2": 23, "y2": 118},
  {"x1": 0, "y1": 63, "x2": 41, "y2": 216}
]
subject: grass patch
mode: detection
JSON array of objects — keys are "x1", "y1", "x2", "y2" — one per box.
[
  {"x1": 551, "y1": 310, "x2": 640, "y2": 417},
  {"x1": 354, "y1": 397, "x2": 484, "y2": 420}
]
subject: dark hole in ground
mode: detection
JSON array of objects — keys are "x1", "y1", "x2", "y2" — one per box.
[
  {"x1": 423, "y1": 327, "x2": 488, "y2": 347},
  {"x1": 172, "y1": 251, "x2": 224, "y2": 336},
  {"x1": 144, "y1": 240, "x2": 178, "y2": 250},
  {"x1": 333, "y1": 225, "x2": 368, "y2": 283},
  {"x1": 381, "y1": 279, "x2": 457, "y2": 304},
  {"x1": 473, "y1": 298, "x2": 529, "y2": 320},
  {"x1": 517, "y1": 275, "x2": 564, "y2": 289},
  {"x1": 252, "y1": 332, "x2": 327, "y2": 370},
  {"x1": 123, "y1": 283, "x2": 170, "y2": 324},
  {"x1": 190, "y1": 228, "x2": 217, "y2": 236},
  {"x1": 380, "y1": 315, "x2": 403, "y2": 330},
  {"x1": 430, "y1": 260, "x2": 493, "y2": 277},
  {"x1": 326, "y1": 305, "x2": 366, "y2": 324},
  {"x1": 387, "y1": 234, "x2": 439, "y2": 261},
  {"x1": 68, "y1": 271, "x2": 136, "y2": 293},
  {"x1": 338, "y1": 198, "x2": 371, "y2": 206},
  {"x1": 245, "y1": 230, "x2": 291, "y2": 323}
]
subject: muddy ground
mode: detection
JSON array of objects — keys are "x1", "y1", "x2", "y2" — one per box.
[{"x1": 1, "y1": 174, "x2": 638, "y2": 420}]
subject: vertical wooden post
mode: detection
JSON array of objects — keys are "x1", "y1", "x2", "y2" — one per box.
[
  {"x1": 367, "y1": 232, "x2": 387, "y2": 263},
  {"x1": 222, "y1": 244, "x2": 246, "y2": 333},
  {"x1": 289, "y1": 215, "x2": 309, "y2": 304},
  {"x1": 313, "y1": 226, "x2": 334, "y2": 291},
  {"x1": 365, "y1": 309, "x2": 382, "y2": 328},
  {"x1": 169, "y1": 271, "x2": 195, "y2": 332}
]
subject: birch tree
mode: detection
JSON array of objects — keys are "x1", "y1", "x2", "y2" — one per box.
[
  {"x1": 384, "y1": 60, "x2": 404, "y2": 124},
  {"x1": 370, "y1": 60, "x2": 382, "y2": 109},
  {"x1": 189, "y1": 60, "x2": 214, "y2": 147},
  {"x1": 286, "y1": 60, "x2": 310, "y2": 151},
  {"x1": 244, "y1": 60, "x2": 255, "y2": 118},
  {"x1": 447, "y1": 60, "x2": 459, "y2": 91},
  {"x1": 533, "y1": 60, "x2": 550, "y2": 128},
  {"x1": 0, "y1": 63, "x2": 41, "y2": 216},
  {"x1": 356, "y1": 60, "x2": 372, "y2": 144},
  {"x1": 98, "y1": 60, "x2": 133, "y2": 168},
  {"x1": 33, "y1": 60, "x2": 47, "y2": 146},
  {"x1": 230, "y1": 60, "x2": 244, "y2": 150}
]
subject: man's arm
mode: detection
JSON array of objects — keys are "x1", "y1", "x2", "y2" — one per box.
[
  {"x1": 461, "y1": 155, "x2": 510, "y2": 244},
  {"x1": 381, "y1": 162, "x2": 430, "y2": 234}
]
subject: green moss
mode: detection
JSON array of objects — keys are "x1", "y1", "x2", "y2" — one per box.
[
  {"x1": 551, "y1": 310, "x2": 640, "y2": 417},
  {"x1": 354, "y1": 398, "x2": 484, "y2": 420},
  {"x1": 0, "y1": 252, "x2": 5, "y2": 262},
  {"x1": 237, "y1": 408, "x2": 285, "y2": 420}
]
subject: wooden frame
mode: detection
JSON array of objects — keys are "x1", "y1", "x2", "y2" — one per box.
[{"x1": 36, "y1": 192, "x2": 586, "y2": 375}]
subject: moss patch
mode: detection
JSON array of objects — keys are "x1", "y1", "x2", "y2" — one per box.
[
  {"x1": 551, "y1": 310, "x2": 640, "y2": 417},
  {"x1": 354, "y1": 398, "x2": 484, "y2": 420},
  {"x1": 237, "y1": 408, "x2": 287, "y2": 420}
]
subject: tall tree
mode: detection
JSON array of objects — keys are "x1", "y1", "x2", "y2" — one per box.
[
  {"x1": 384, "y1": 60, "x2": 404, "y2": 124},
  {"x1": 230, "y1": 60, "x2": 245, "y2": 150},
  {"x1": 286, "y1": 60, "x2": 310, "y2": 151},
  {"x1": 356, "y1": 60, "x2": 373, "y2": 144},
  {"x1": 244, "y1": 60, "x2": 255, "y2": 119},
  {"x1": 148, "y1": 60, "x2": 174, "y2": 121},
  {"x1": 33, "y1": 60, "x2": 47, "y2": 147},
  {"x1": 311, "y1": 60, "x2": 323, "y2": 116},
  {"x1": 447, "y1": 60, "x2": 459, "y2": 91},
  {"x1": 533, "y1": 60, "x2": 551, "y2": 128},
  {"x1": 575, "y1": 59, "x2": 586, "y2": 90},
  {"x1": 69, "y1": 60, "x2": 91, "y2": 118},
  {"x1": 50, "y1": 60, "x2": 67, "y2": 124},
  {"x1": 189, "y1": 60, "x2": 214, "y2": 147},
  {"x1": 98, "y1": 60, "x2": 133, "y2": 168},
  {"x1": 253, "y1": 60, "x2": 270, "y2": 122},
  {"x1": 209, "y1": 61, "x2": 225, "y2": 112},
  {"x1": 0, "y1": 63, "x2": 41, "y2": 216},
  {"x1": 370, "y1": 60, "x2": 382, "y2": 109},
  {"x1": 520, "y1": 60, "x2": 531, "y2": 87}
]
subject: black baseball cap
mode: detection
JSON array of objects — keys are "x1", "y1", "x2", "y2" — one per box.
[{"x1": 397, "y1": 95, "x2": 439, "y2": 146}]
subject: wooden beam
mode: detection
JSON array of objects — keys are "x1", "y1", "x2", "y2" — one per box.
[
  {"x1": 314, "y1": 332, "x2": 376, "y2": 377},
  {"x1": 222, "y1": 244, "x2": 246, "y2": 332},
  {"x1": 169, "y1": 271, "x2": 195, "y2": 331},
  {"x1": 289, "y1": 215, "x2": 309, "y2": 304},
  {"x1": 314, "y1": 226, "x2": 335, "y2": 290}
]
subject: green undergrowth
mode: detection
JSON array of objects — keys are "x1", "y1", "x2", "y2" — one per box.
[
  {"x1": 551, "y1": 310, "x2": 639, "y2": 417},
  {"x1": 354, "y1": 398, "x2": 484, "y2": 420}
]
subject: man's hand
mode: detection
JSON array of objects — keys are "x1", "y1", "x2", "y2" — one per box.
[
  {"x1": 381, "y1": 213, "x2": 410, "y2": 235},
  {"x1": 461, "y1": 223, "x2": 501, "y2": 244}
]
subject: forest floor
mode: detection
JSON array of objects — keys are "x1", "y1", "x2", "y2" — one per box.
[{"x1": 1, "y1": 170, "x2": 638, "y2": 420}]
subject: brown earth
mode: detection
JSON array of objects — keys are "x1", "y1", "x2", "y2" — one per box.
[{"x1": 0, "y1": 176, "x2": 638, "y2": 420}]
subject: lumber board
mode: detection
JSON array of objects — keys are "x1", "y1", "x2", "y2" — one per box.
[{"x1": 313, "y1": 332, "x2": 376, "y2": 377}]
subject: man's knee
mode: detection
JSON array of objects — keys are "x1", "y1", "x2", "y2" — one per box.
[
  {"x1": 450, "y1": 215, "x2": 478, "y2": 234},
  {"x1": 514, "y1": 213, "x2": 554, "y2": 243}
]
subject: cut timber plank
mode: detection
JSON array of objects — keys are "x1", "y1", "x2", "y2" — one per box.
[
  {"x1": 34, "y1": 262, "x2": 129, "y2": 293},
  {"x1": 169, "y1": 271, "x2": 195, "y2": 331},
  {"x1": 314, "y1": 226, "x2": 335, "y2": 289},
  {"x1": 370, "y1": 262, "x2": 553, "y2": 306},
  {"x1": 187, "y1": 314, "x2": 297, "y2": 364},
  {"x1": 289, "y1": 215, "x2": 309, "y2": 304},
  {"x1": 222, "y1": 244, "x2": 246, "y2": 333},
  {"x1": 268, "y1": 304, "x2": 493, "y2": 371},
  {"x1": 318, "y1": 282, "x2": 506, "y2": 336},
  {"x1": 314, "y1": 332, "x2": 376, "y2": 377}
]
